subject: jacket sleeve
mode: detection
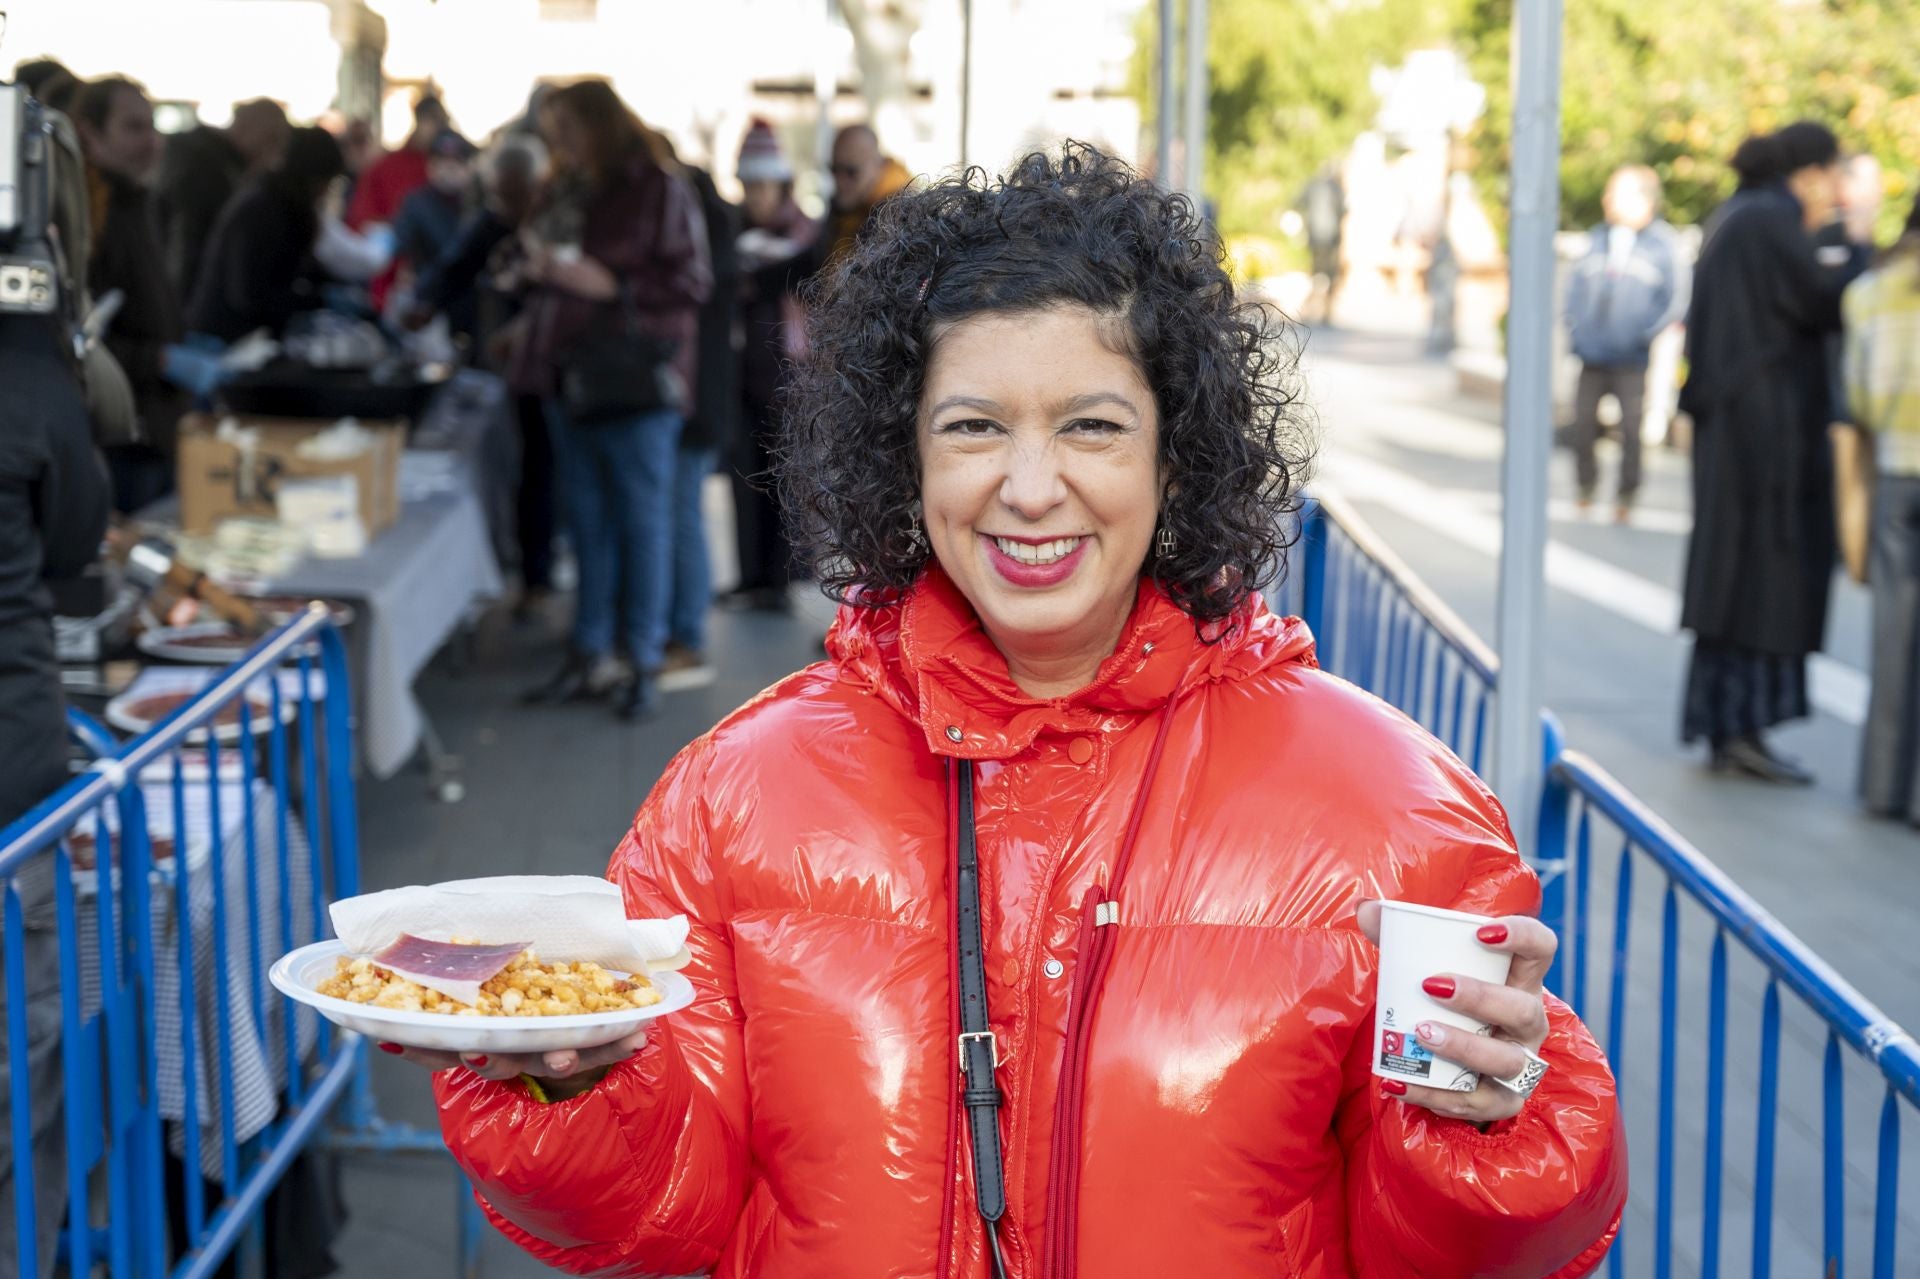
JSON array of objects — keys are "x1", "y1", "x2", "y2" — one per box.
[
  {"x1": 1338, "y1": 793, "x2": 1628, "y2": 1279},
  {"x1": 597, "y1": 172, "x2": 713, "y2": 313},
  {"x1": 1643, "y1": 234, "x2": 1692, "y2": 344},
  {"x1": 31, "y1": 354, "x2": 111, "y2": 580},
  {"x1": 1762, "y1": 206, "x2": 1864, "y2": 336},
  {"x1": 434, "y1": 740, "x2": 752, "y2": 1275}
]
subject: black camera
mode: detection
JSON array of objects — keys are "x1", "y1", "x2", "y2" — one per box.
[{"x1": 0, "y1": 82, "x2": 60, "y2": 317}]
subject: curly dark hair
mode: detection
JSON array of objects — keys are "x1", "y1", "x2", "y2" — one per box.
[{"x1": 778, "y1": 141, "x2": 1313, "y2": 628}]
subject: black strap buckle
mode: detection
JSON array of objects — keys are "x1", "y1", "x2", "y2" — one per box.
[{"x1": 954, "y1": 761, "x2": 1009, "y2": 1278}]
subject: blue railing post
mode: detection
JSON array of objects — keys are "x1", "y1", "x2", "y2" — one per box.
[
  {"x1": 1298, "y1": 498, "x2": 1329, "y2": 644},
  {"x1": 1535, "y1": 713, "x2": 1570, "y2": 996}
]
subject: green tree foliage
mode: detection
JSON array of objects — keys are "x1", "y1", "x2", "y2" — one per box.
[
  {"x1": 1142, "y1": 0, "x2": 1920, "y2": 240},
  {"x1": 1461, "y1": 0, "x2": 1920, "y2": 233},
  {"x1": 1133, "y1": 0, "x2": 1459, "y2": 239}
]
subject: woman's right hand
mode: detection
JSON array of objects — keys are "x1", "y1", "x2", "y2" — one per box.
[{"x1": 380, "y1": 1028, "x2": 650, "y2": 1102}]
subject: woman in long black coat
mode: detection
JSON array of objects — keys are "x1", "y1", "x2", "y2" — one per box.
[{"x1": 1679, "y1": 122, "x2": 1869, "y2": 782}]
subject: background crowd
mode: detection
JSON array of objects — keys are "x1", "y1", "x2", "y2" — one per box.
[{"x1": 10, "y1": 59, "x2": 913, "y2": 724}]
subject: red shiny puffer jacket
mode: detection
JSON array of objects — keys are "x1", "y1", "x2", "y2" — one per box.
[{"x1": 436, "y1": 570, "x2": 1627, "y2": 1277}]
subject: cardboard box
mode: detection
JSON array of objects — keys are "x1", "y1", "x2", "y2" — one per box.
[{"x1": 177, "y1": 414, "x2": 402, "y2": 538}]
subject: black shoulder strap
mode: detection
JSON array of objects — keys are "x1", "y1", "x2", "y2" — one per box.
[{"x1": 956, "y1": 762, "x2": 1009, "y2": 1278}]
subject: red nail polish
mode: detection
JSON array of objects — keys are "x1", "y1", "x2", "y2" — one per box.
[
  {"x1": 1477, "y1": 923, "x2": 1510, "y2": 945},
  {"x1": 1380, "y1": 1078, "x2": 1407, "y2": 1096},
  {"x1": 377, "y1": 1042, "x2": 403, "y2": 1055},
  {"x1": 1422, "y1": 976, "x2": 1456, "y2": 1000},
  {"x1": 467, "y1": 1055, "x2": 490, "y2": 1068}
]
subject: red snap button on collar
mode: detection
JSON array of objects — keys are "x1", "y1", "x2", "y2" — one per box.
[{"x1": 1067, "y1": 738, "x2": 1094, "y2": 765}]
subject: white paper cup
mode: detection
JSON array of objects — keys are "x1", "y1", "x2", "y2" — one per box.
[{"x1": 1372, "y1": 900, "x2": 1515, "y2": 1092}]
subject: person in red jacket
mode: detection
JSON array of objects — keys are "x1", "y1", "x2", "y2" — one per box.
[{"x1": 394, "y1": 143, "x2": 1627, "y2": 1277}]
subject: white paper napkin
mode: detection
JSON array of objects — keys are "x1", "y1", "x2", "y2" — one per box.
[{"x1": 329, "y1": 875, "x2": 690, "y2": 974}]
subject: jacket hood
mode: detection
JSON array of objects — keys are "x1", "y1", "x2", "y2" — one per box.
[{"x1": 825, "y1": 567, "x2": 1317, "y2": 761}]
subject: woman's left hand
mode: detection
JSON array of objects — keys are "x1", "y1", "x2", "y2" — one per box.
[{"x1": 1356, "y1": 901, "x2": 1556, "y2": 1126}]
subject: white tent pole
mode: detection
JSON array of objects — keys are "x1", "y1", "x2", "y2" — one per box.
[
  {"x1": 1182, "y1": 0, "x2": 1207, "y2": 209},
  {"x1": 1493, "y1": 0, "x2": 1564, "y2": 848}
]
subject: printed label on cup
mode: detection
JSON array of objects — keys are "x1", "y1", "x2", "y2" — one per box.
[{"x1": 1372, "y1": 900, "x2": 1515, "y2": 1092}]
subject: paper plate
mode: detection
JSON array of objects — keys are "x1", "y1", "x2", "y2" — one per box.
[
  {"x1": 269, "y1": 939, "x2": 697, "y2": 1053},
  {"x1": 137, "y1": 623, "x2": 253, "y2": 665},
  {"x1": 105, "y1": 687, "x2": 280, "y2": 742}
]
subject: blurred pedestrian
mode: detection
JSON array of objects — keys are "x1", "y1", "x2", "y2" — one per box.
[
  {"x1": 347, "y1": 94, "x2": 450, "y2": 308},
  {"x1": 1564, "y1": 165, "x2": 1691, "y2": 522},
  {"x1": 391, "y1": 130, "x2": 477, "y2": 313},
  {"x1": 409, "y1": 136, "x2": 555, "y2": 608},
  {"x1": 187, "y1": 127, "x2": 347, "y2": 342},
  {"x1": 336, "y1": 117, "x2": 381, "y2": 211},
  {"x1": 726, "y1": 118, "x2": 814, "y2": 611},
  {"x1": 659, "y1": 153, "x2": 739, "y2": 691},
  {"x1": 154, "y1": 98, "x2": 290, "y2": 298},
  {"x1": 1301, "y1": 165, "x2": 1345, "y2": 325},
  {"x1": 1679, "y1": 122, "x2": 1871, "y2": 782},
  {"x1": 819, "y1": 123, "x2": 911, "y2": 269},
  {"x1": 73, "y1": 75, "x2": 184, "y2": 512},
  {"x1": 1845, "y1": 196, "x2": 1920, "y2": 821},
  {"x1": 511, "y1": 80, "x2": 711, "y2": 721}
]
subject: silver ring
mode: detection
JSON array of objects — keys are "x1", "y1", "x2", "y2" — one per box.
[{"x1": 1493, "y1": 1044, "x2": 1550, "y2": 1098}]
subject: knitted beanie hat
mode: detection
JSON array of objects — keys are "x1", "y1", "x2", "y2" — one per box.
[{"x1": 737, "y1": 118, "x2": 791, "y2": 183}]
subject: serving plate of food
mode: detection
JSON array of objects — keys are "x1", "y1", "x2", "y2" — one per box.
[
  {"x1": 271, "y1": 940, "x2": 696, "y2": 1053},
  {"x1": 271, "y1": 875, "x2": 696, "y2": 1053}
]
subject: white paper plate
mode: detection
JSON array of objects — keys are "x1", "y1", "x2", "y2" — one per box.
[
  {"x1": 105, "y1": 687, "x2": 280, "y2": 742},
  {"x1": 137, "y1": 623, "x2": 254, "y2": 665},
  {"x1": 269, "y1": 939, "x2": 697, "y2": 1053}
]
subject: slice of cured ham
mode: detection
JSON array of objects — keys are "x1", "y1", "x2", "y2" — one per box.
[{"x1": 374, "y1": 935, "x2": 529, "y2": 1008}]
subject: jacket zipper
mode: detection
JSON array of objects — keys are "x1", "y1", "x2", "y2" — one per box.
[
  {"x1": 937, "y1": 762, "x2": 961, "y2": 1279},
  {"x1": 1039, "y1": 701, "x2": 1182, "y2": 1279}
]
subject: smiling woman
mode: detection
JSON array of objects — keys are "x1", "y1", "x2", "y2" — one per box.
[
  {"x1": 418, "y1": 143, "x2": 1627, "y2": 1279},
  {"x1": 780, "y1": 143, "x2": 1311, "y2": 632}
]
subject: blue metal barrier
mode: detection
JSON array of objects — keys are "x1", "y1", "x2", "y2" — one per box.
[
  {"x1": 1545, "y1": 750, "x2": 1919, "y2": 1279},
  {"x1": 1294, "y1": 490, "x2": 1919, "y2": 1277},
  {"x1": 1291, "y1": 492, "x2": 1499, "y2": 773},
  {"x1": 0, "y1": 608, "x2": 479, "y2": 1277}
]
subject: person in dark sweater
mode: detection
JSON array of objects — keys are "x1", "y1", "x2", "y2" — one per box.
[
  {"x1": 0, "y1": 310, "x2": 114, "y2": 1279},
  {"x1": 726, "y1": 119, "x2": 815, "y2": 611},
  {"x1": 1679, "y1": 122, "x2": 1872, "y2": 783},
  {"x1": 392, "y1": 130, "x2": 477, "y2": 321},
  {"x1": 72, "y1": 75, "x2": 184, "y2": 512},
  {"x1": 154, "y1": 98, "x2": 289, "y2": 299},
  {"x1": 187, "y1": 127, "x2": 346, "y2": 342}
]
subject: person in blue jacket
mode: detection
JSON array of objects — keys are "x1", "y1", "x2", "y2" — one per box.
[{"x1": 1564, "y1": 164, "x2": 1691, "y2": 521}]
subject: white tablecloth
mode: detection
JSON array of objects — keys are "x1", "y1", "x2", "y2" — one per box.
[{"x1": 263, "y1": 452, "x2": 503, "y2": 778}]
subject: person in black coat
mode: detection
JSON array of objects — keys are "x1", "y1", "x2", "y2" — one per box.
[
  {"x1": 154, "y1": 99, "x2": 289, "y2": 299},
  {"x1": 72, "y1": 76, "x2": 184, "y2": 512},
  {"x1": 187, "y1": 127, "x2": 346, "y2": 342},
  {"x1": 0, "y1": 310, "x2": 114, "y2": 1278},
  {"x1": 1678, "y1": 122, "x2": 1871, "y2": 782}
]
